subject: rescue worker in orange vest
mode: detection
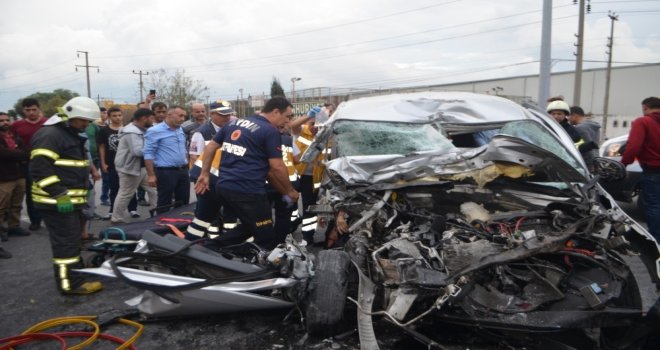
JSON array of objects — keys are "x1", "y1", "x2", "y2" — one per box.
[
  {"x1": 290, "y1": 104, "x2": 333, "y2": 245},
  {"x1": 30, "y1": 97, "x2": 103, "y2": 295},
  {"x1": 186, "y1": 101, "x2": 235, "y2": 240}
]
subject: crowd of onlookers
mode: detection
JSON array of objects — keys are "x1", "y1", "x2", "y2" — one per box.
[{"x1": 0, "y1": 96, "x2": 217, "y2": 259}]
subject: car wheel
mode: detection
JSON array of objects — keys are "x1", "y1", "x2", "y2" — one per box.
[{"x1": 305, "y1": 249, "x2": 351, "y2": 336}]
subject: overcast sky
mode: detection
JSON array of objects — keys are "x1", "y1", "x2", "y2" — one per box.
[{"x1": 1, "y1": 0, "x2": 658, "y2": 112}]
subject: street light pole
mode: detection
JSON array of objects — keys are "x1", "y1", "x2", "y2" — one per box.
[
  {"x1": 239, "y1": 88, "x2": 244, "y2": 117},
  {"x1": 291, "y1": 77, "x2": 301, "y2": 103}
]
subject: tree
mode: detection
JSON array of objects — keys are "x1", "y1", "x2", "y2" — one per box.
[
  {"x1": 148, "y1": 69, "x2": 207, "y2": 109},
  {"x1": 12, "y1": 89, "x2": 79, "y2": 118},
  {"x1": 270, "y1": 77, "x2": 285, "y2": 98}
]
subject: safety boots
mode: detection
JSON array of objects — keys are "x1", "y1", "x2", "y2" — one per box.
[{"x1": 53, "y1": 256, "x2": 103, "y2": 295}]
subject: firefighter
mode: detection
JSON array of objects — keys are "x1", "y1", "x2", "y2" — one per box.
[
  {"x1": 186, "y1": 101, "x2": 236, "y2": 240},
  {"x1": 30, "y1": 96, "x2": 103, "y2": 295}
]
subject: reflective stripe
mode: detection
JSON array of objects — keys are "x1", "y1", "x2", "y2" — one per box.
[
  {"x1": 207, "y1": 226, "x2": 220, "y2": 233},
  {"x1": 68, "y1": 189, "x2": 88, "y2": 196},
  {"x1": 208, "y1": 233, "x2": 220, "y2": 239},
  {"x1": 186, "y1": 226, "x2": 205, "y2": 238},
  {"x1": 53, "y1": 256, "x2": 80, "y2": 265},
  {"x1": 194, "y1": 159, "x2": 203, "y2": 168},
  {"x1": 37, "y1": 175, "x2": 61, "y2": 188},
  {"x1": 32, "y1": 187, "x2": 88, "y2": 197},
  {"x1": 33, "y1": 195, "x2": 86, "y2": 205},
  {"x1": 192, "y1": 217, "x2": 211, "y2": 228},
  {"x1": 302, "y1": 217, "x2": 317, "y2": 225},
  {"x1": 31, "y1": 148, "x2": 59, "y2": 160},
  {"x1": 289, "y1": 174, "x2": 299, "y2": 182},
  {"x1": 291, "y1": 210, "x2": 299, "y2": 217},
  {"x1": 302, "y1": 223, "x2": 317, "y2": 231},
  {"x1": 313, "y1": 182, "x2": 321, "y2": 189},
  {"x1": 223, "y1": 222, "x2": 238, "y2": 229},
  {"x1": 54, "y1": 159, "x2": 89, "y2": 167},
  {"x1": 210, "y1": 167, "x2": 219, "y2": 177},
  {"x1": 323, "y1": 148, "x2": 332, "y2": 155},
  {"x1": 296, "y1": 136, "x2": 312, "y2": 146}
]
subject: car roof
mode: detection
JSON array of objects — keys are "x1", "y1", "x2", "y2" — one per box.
[{"x1": 332, "y1": 91, "x2": 536, "y2": 124}]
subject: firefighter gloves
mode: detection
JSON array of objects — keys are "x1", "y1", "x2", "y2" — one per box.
[{"x1": 56, "y1": 195, "x2": 74, "y2": 213}]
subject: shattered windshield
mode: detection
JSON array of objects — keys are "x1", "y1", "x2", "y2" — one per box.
[
  {"x1": 333, "y1": 120, "x2": 456, "y2": 157},
  {"x1": 499, "y1": 120, "x2": 582, "y2": 171}
]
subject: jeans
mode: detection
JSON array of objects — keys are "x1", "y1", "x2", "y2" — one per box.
[
  {"x1": 107, "y1": 168, "x2": 137, "y2": 214},
  {"x1": 640, "y1": 171, "x2": 660, "y2": 242},
  {"x1": 155, "y1": 168, "x2": 190, "y2": 214}
]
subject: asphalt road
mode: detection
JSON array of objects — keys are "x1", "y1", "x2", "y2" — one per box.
[{"x1": 0, "y1": 187, "x2": 653, "y2": 349}]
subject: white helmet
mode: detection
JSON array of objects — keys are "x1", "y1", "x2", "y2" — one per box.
[
  {"x1": 61, "y1": 97, "x2": 100, "y2": 121},
  {"x1": 546, "y1": 100, "x2": 570, "y2": 115}
]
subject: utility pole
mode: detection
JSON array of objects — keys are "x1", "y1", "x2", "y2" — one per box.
[
  {"x1": 572, "y1": 0, "x2": 590, "y2": 106},
  {"x1": 75, "y1": 51, "x2": 99, "y2": 98},
  {"x1": 132, "y1": 70, "x2": 149, "y2": 102},
  {"x1": 538, "y1": 0, "x2": 552, "y2": 105},
  {"x1": 602, "y1": 12, "x2": 618, "y2": 141},
  {"x1": 291, "y1": 77, "x2": 301, "y2": 103}
]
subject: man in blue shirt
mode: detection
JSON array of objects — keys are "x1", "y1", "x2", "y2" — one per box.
[
  {"x1": 144, "y1": 105, "x2": 190, "y2": 214},
  {"x1": 195, "y1": 97, "x2": 300, "y2": 249}
]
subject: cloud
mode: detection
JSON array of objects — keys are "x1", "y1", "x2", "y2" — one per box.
[{"x1": 1, "y1": 0, "x2": 658, "y2": 111}]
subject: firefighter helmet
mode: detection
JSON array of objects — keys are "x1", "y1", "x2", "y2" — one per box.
[
  {"x1": 62, "y1": 97, "x2": 100, "y2": 121},
  {"x1": 546, "y1": 100, "x2": 570, "y2": 115}
]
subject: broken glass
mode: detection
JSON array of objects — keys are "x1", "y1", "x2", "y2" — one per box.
[{"x1": 333, "y1": 120, "x2": 456, "y2": 157}]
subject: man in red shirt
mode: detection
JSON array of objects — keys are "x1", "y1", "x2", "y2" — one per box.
[
  {"x1": 10, "y1": 98, "x2": 46, "y2": 231},
  {"x1": 621, "y1": 96, "x2": 660, "y2": 242}
]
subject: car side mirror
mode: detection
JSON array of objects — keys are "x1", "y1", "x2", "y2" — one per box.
[{"x1": 593, "y1": 157, "x2": 626, "y2": 182}]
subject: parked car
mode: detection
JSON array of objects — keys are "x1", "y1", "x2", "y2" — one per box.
[
  {"x1": 302, "y1": 91, "x2": 659, "y2": 349},
  {"x1": 599, "y1": 134, "x2": 644, "y2": 209}
]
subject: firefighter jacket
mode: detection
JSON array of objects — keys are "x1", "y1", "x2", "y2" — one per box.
[
  {"x1": 295, "y1": 124, "x2": 325, "y2": 190},
  {"x1": 30, "y1": 120, "x2": 89, "y2": 209}
]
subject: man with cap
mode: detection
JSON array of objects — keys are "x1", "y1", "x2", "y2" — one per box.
[
  {"x1": 189, "y1": 100, "x2": 234, "y2": 164},
  {"x1": 111, "y1": 108, "x2": 158, "y2": 224},
  {"x1": 30, "y1": 96, "x2": 104, "y2": 295},
  {"x1": 186, "y1": 100, "x2": 236, "y2": 239}
]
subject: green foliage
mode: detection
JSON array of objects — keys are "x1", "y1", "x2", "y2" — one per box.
[
  {"x1": 12, "y1": 89, "x2": 79, "y2": 117},
  {"x1": 270, "y1": 77, "x2": 285, "y2": 98},
  {"x1": 148, "y1": 69, "x2": 207, "y2": 109}
]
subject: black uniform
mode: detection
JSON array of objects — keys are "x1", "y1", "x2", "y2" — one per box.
[{"x1": 30, "y1": 120, "x2": 99, "y2": 294}]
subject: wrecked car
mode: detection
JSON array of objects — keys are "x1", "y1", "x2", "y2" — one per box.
[{"x1": 301, "y1": 92, "x2": 660, "y2": 349}]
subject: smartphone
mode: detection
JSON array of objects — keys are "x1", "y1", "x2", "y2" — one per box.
[{"x1": 149, "y1": 89, "x2": 156, "y2": 96}]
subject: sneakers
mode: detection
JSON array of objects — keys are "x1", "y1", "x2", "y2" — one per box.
[
  {"x1": 100, "y1": 213, "x2": 112, "y2": 221},
  {"x1": 100, "y1": 200, "x2": 111, "y2": 206},
  {"x1": 138, "y1": 199, "x2": 150, "y2": 207},
  {"x1": 0, "y1": 247, "x2": 11, "y2": 259},
  {"x1": 130, "y1": 210, "x2": 141, "y2": 218},
  {"x1": 29, "y1": 222, "x2": 41, "y2": 231},
  {"x1": 8, "y1": 227, "x2": 31, "y2": 236}
]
